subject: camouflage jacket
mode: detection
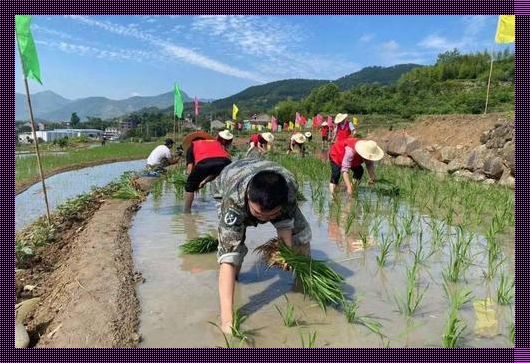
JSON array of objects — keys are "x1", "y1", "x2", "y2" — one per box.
[{"x1": 211, "y1": 158, "x2": 299, "y2": 249}]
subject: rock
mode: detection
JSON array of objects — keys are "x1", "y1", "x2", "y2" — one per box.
[
  {"x1": 470, "y1": 172, "x2": 487, "y2": 182},
  {"x1": 439, "y1": 146, "x2": 459, "y2": 163},
  {"x1": 453, "y1": 170, "x2": 474, "y2": 180},
  {"x1": 409, "y1": 149, "x2": 449, "y2": 174},
  {"x1": 380, "y1": 155, "x2": 393, "y2": 166},
  {"x1": 480, "y1": 131, "x2": 490, "y2": 144},
  {"x1": 483, "y1": 123, "x2": 514, "y2": 149},
  {"x1": 466, "y1": 144, "x2": 495, "y2": 172},
  {"x1": 499, "y1": 167, "x2": 515, "y2": 189},
  {"x1": 501, "y1": 140, "x2": 515, "y2": 176},
  {"x1": 386, "y1": 135, "x2": 420, "y2": 157},
  {"x1": 483, "y1": 157, "x2": 504, "y2": 179},
  {"x1": 393, "y1": 155, "x2": 416, "y2": 168},
  {"x1": 447, "y1": 159, "x2": 465, "y2": 174},
  {"x1": 483, "y1": 178, "x2": 496, "y2": 185},
  {"x1": 16, "y1": 298, "x2": 40, "y2": 323},
  {"x1": 15, "y1": 321, "x2": 30, "y2": 348}
]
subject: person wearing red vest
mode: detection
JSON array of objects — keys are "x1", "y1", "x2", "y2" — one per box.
[
  {"x1": 184, "y1": 130, "x2": 233, "y2": 212},
  {"x1": 331, "y1": 113, "x2": 356, "y2": 143},
  {"x1": 246, "y1": 132, "x2": 275, "y2": 157},
  {"x1": 329, "y1": 136, "x2": 384, "y2": 196}
]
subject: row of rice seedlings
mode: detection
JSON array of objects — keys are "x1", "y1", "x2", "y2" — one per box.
[
  {"x1": 442, "y1": 307, "x2": 466, "y2": 348},
  {"x1": 394, "y1": 261, "x2": 428, "y2": 316},
  {"x1": 376, "y1": 233, "x2": 392, "y2": 267},
  {"x1": 343, "y1": 299, "x2": 384, "y2": 336},
  {"x1": 497, "y1": 272, "x2": 514, "y2": 305}
]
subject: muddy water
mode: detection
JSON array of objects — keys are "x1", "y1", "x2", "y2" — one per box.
[
  {"x1": 16, "y1": 160, "x2": 145, "y2": 230},
  {"x1": 131, "y1": 184, "x2": 513, "y2": 348}
]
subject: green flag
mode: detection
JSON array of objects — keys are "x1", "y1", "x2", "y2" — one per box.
[
  {"x1": 174, "y1": 83, "x2": 184, "y2": 118},
  {"x1": 15, "y1": 15, "x2": 42, "y2": 84}
]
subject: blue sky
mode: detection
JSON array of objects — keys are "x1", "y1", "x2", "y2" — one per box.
[{"x1": 15, "y1": 15, "x2": 512, "y2": 100}]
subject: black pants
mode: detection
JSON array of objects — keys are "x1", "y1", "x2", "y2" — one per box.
[
  {"x1": 185, "y1": 157, "x2": 231, "y2": 192},
  {"x1": 330, "y1": 161, "x2": 364, "y2": 185}
]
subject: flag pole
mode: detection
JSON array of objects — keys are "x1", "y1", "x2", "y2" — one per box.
[
  {"x1": 484, "y1": 48, "x2": 495, "y2": 114},
  {"x1": 173, "y1": 113, "x2": 177, "y2": 141},
  {"x1": 23, "y1": 76, "x2": 51, "y2": 224}
]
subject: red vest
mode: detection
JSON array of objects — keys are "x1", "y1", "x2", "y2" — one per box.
[
  {"x1": 192, "y1": 139, "x2": 229, "y2": 165},
  {"x1": 335, "y1": 123, "x2": 352, "y2": 140},
  {"x1": 329, "y1": 137, "x2": 364, "y2": 167},
  {"x1": 250, "y1": 134, "x2": 260, "y2": 145},
  {"x1": 320, "y1": 125, "x2": 329, "y2": 137}
]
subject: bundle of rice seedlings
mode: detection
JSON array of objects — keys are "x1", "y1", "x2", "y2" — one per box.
[
  {"x1": 296, "y1": 190, "x2": 307, "y2": 201},
  {"x1": 180, "y1": 234, "x2": 218, "y2": 254},
  {"x1": 255, "y1": 239, "x2": 345, "y2": 309},
  {"x1": 361, "y1": 178, "x2": 400, "y2": 197}
]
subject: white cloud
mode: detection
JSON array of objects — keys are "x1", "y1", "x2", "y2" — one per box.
[
  {"x1": 381, "y1": 40, "x2": 400, "y2": 52},
  {"x1": 131, "y1": 92, "x2": 141, "y2": 96},
  {"x1": 359, "y1": 34, "x2": 374, "y2": 43},
  {"x1": 377, "y1": 40, "x2": 428, "y2": 66},
  {"x1": 66, "y1": 15, "x2": 266, "y2": 83},
  {"x1": 418, "y1": 35, "x2": 461, "y2": 51}
]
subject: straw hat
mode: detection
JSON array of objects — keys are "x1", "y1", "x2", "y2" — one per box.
[
  {"x1": 292, "y1": 133, "x2": 307, "y2": 144},
  {"x1": 182, "y1": 131, "x2": 214, "y2": 151},
  {"x1": 321, "y1": 121, "x2": 328, "y2": 127},
  {"x1": 334, "y1": 113, "x2": 348, "y2": 124},
  {"x1": 304, "y1": 132, "x2": 312, "y2": 138},
  {"x1": 261, "y1": 132, "x2": 274, "y2": 143},
  {"x1": 218, "y1": 130, "x2": 234, "y2": 140},
  {"x1": 354, "y1": 140, "x2": 385, "y2": 161}
]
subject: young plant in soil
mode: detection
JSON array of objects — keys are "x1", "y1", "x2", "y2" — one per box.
[
  {"x1": 180, "y1": 234, "x2": 218, "y2": 254},
  {"x1": 394, "y1": 261, "x2": 428, "y2": 316},
  {"x1": 442, "y1": 307, "x2": 466, "y2": 348},
  {"x1": 497, "y1": 272, "x2": 514, "y2": 305},
  {"x1": 343, "y1": 299, "x2": 384, "y2": 336},
  {"x1": 299, "y1": 330, "x2": 318, "y2": 348},
  {"x1": 442, "y1": 275, "x2": 473, "y2": 311},
  {"x1": 376, "y1": 233, "x2": 392, "y2": 267},
  {"x1": 275, "y1": 295, "x2": 298, "y2": 327}
]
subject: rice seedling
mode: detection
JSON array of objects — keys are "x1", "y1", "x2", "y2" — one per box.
[
  {"x1": 442, "y1": 308, "x2": 466, "y2": 348},
  {"x1": 180, "y1": 234, "x2": 218, "y2": 254},
  {"x1": 442, "y1": 276, "x2": 473, "y2": 310},
  {"x1": 275, "y1": 295, "x2": 298, "y2": 327},
  {"x1": 394, "y1": 262, "x2": 427, "y2": 316},
  {"x1": 344, "y1": 210, "x2": 356, "y2": 236},
  {"x1": 112, "y1": 173, "x2": 143, "y2": 199},
  {"x1": 497, "y1": 272, "x2": 514, "y2": 305},
  {"x1": 509, "y1": 321, "x2": 515, "y2": 345},
  {"x1": 442, "y1": 227, "x2": 472, "y2": 282},
  {"x1": 394, "y1": 231, "x2": 404, "y2": 250},
  {"x1": 299, "y1": 330, "x2": 318, "y2": 348},
  {"x1": 402, "y1": 213, "x2": 415, "y2": 236},
  {"x1": 343, "y1": 299, "x2": 384, "y2": 336},
  {"x1": 359, "y1": 232, "x2": 369, "y2": 249},
  {"x1": 376, "y1": 233, "x2": 392, "y2": 267},
  {"x1": 413, "y1": 235, "x2": 434, "y2": 266},
  {"x1": 370, "y1": 217, "x2": 383, "y2": 237},
  {"x1": 255, "y1": 240, "x2": 345, "y2": 309},
  {"x1": 230, "y1": 307, "x2": 251, "y2": 342}
]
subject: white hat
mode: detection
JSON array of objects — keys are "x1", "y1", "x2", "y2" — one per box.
[
  {"x1": 304, "y1": 132, "x2": 312, "y2": 138},
  {"x1": 334, "y1": 113, "x2": 348, "y2": 124},
  {"x1": 261, "y1": 132, "x2": 274, "y2": 143},
  {"x1": 292, "y1": 133, "x2": 307, "y2": 144},
  {"x1": 321, "y1": 121, "x2": 328, "y2": 127},
  {"x1": 218, "y1": 130, "x2": 233, "y2": 140},
  {"x1": 354, "y1": 140, "x2": 384, "y2": 161}
]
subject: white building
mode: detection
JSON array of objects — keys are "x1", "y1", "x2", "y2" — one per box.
[{"x1": 20, "y1": 129, "x2": 103, "y2": 143}]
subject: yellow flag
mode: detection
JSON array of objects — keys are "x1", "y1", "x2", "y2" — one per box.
[
  {"x1": 288, "y1": 121, "x2": 294, "y2": 131},
  {"x1": 495, "y1": 15, "x2": 515, "y2": 43},
  {"x1": 267, "y1": 122, "x2": 272, "y2": 130},
  {"x1": 352, "y1": 117, "x2": 359, "y2": 126},
  {"x1": 232, "y1": 104, "x2": 239, "y2": 120}
]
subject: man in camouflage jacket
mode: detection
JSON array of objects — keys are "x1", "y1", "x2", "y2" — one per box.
[{"x1": 211, "y1": 158, "x2": 312, "y2": 334}]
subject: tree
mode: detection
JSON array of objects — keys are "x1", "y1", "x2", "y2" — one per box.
[{"x1": 70, "y1": 112, "x2": 80, "y2": 128}]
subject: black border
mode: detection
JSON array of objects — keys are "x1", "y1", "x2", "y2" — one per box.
[{"x1": 1, "y1": 1, "x2": 527, "y2": 362}]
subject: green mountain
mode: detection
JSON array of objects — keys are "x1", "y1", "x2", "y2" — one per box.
[
  {"x1": 16, "y1": 91, "x2": 72, "y2": 120},
  {"x1": 333, "y1": 64, "x2": 422, "y2": 90}
]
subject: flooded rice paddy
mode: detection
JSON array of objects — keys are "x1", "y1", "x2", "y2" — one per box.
[
  {"x1": 16, "y1": 159, "x2": 145, "y2": 230},
  {"x1": 130, "y1": 162, "x2": 514, "y2": 348}
]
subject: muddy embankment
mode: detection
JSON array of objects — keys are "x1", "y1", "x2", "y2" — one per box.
[{"x1": 16, "y1": 176, "x2": 158, "y2": 348}]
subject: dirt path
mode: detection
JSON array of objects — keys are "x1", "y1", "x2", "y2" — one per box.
[{"x1": 23, "y1": 199, "x2": 142, "y2": 347}]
